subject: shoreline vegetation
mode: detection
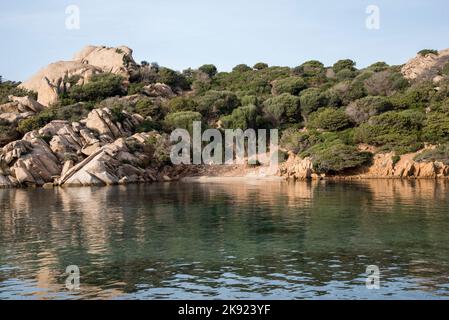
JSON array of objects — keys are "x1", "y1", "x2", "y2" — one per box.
[{"x1": 2, "y1": 45, "x2": 449, "y2": 188}]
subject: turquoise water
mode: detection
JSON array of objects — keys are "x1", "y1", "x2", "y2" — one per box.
[{"x1": 1, "y1": 180, "x2": 449, "y2": 300}]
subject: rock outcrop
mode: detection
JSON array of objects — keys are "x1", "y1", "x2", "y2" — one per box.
[
  {"x1": 0, "y1": 107, "x2": 172, "y2": 188},
  {"x1": 73, "y1": 45, "x2": 137, "y2": 76},
  {"x1": 401, "y1": 49, "x2": 449, "y2": 82},
  {"x1": 19, "y1": 45, "x2": 137, "y2": 107},
  {"x1": 280, "y1": 149, "x2": 449, "y2": 180},
  {"x1": 0, "y1": 95, "x2": 44, "y2": 123}
]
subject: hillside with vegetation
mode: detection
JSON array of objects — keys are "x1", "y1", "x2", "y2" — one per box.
[{"x1": 1, "y1": 46, "x2": 449, "y2": 187}]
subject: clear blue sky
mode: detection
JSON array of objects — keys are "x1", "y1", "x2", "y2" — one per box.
[{"x1": 1, "y1": 0, "x2": 449, "y2": 81}]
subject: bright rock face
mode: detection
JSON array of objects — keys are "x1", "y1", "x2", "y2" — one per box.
[
  {"x1": 0, "y1": 95, "x2": 44, "y2": 124},
  {"x1": 0, "y1": 107, "x2": 172, "y2": 188},
  {"x1": 280, "y1": 149, "x2": 449, "y2": 180},
  {"x1": 19, "y1": 45, "x2": 137, "y2": 107},
  {"x1": 73, "y1": 45, "x2": 137, "y2": 76},
  {"x1": 401, "y1": 49, "x2": 449, "y2": 82}
]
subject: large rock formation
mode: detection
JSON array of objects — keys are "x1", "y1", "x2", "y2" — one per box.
[
  {"x1": 401, "y1": 49, "x2": 449, "y2": 82},
  {"x1": 19, "y1": 45, "x2": 137, "y2": 107},
  {"x1": 0, "y1": 107, "x2": 173, "y2": 188},
  {"x1": 0, "y1": 95, "x2": 44, "y2": 123},
  {"x1": 73, "y1": 45, "x2": 137, "y2": 76}
]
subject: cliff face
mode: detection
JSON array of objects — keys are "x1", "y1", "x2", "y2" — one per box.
[{"x1": 280, "y1": 151, "x2": 449, "y2": 180}]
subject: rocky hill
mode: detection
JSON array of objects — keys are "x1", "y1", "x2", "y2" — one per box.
[{"x1": 2, "y1": 45, "x2": 449, "y2": 188}]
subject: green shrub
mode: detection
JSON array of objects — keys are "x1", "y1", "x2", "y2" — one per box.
[
  {"x1": 263, "y1": 93, "x2": 301, "y2": 125},
  {"x1": 280, "y1": 129, "x2": 322, "y2": 154},
  {"x1": 333, "y1": 59, "x2": 356, "y2": 73},
  {"x1": 164, "y1": 111, "x2": 202, "y2": 132},
  {"x1": 158, "y1": 67, "x2": 190, "y2": 90},
  {"x1": 198, "y1": 64, "x2": 218, "y2": 78},
  {"x1": 442, "y1": 62, "x2": 449, "y2": 76},
  {"x1": 422, "y1": 112, "x2": 449, "y2": 143},
  {"x1": 331, "y1": 80, "x2": 367, "y2": 106},
  {"x1": 167, "y1": 97, "x2": 198, "y2": 112},
  {"x1": 305, "y1": 141, "x2": 372, "y2": 174},
  {"x1": 272, "y1": 76, "x2": 306, "y2": 95},
  {"x1": 299, "y1": 88, "x2": 328, "y2": 117},
  {"x1": 136, "y1": 119, "x2": 161, "y2": 132},
  {"x1": 293, "y1": 60, "x2": 325, "y2": 77},
  {"x1": 308, "y1": 108, "x2": 351, "y2": 131},
  {"x1": 17, "y1": 110, "x2": 56, "y2": 133},
  {"x1": 414, "y1": 144, "x2": 449, "y2": 165},
  {"x1": 220, "y1": 104, "x2": 260, "y2": 130},
  {"x1": 388, "y1": 81, "x2": 436, "y2": 109},
  {"x1": 232, "y1": 64, "x2": 252, "y2": 72},
  {"x1": 195, "y1": 90, "x2": 240, "y2": 117},
  {"x1": 67, "y1": 73, "x2": 125, "y2": 102},
  {"x1": 335, "y1": 69, "x2": 357, "y2": 80},
  {"x1": 354, "y1": 110, "x2": 425, "y2": 154},
  {"x1": 367, "y1": 62, "x2": 389, "y2": 72},
  {"x1": 418, "y1": 49, "x2": 438, "y2": 56},
  {"x1": 253, "y1": 62, "x2": 269, "y2": 70},
  {"x1": 127, "y1": 83, "x2": 145, "y2": 95},
  {"x1": 0, "y1": 81, "x2": 37, "y2": 104},
  {"x1": 345, "y1": 96, "x2": 393, "y2": 124},
  {"x1": 134, "y1": 98, "x2": 164, "y2": 119},
  {"x1": 364, "y1": 70, "x2": 409, "y2": 96}
]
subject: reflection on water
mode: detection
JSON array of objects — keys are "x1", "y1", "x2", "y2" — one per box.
[{"x1": 1, "y1": 180, "x2": 449, "y2": 299}]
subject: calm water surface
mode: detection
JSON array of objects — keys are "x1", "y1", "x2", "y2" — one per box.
[{"x1": 1, "y1": 180, "x2": 449, "y2": 300}]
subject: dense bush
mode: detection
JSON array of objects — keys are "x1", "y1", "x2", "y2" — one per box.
[
  {"x1": 232, "y1": 64, "x2": 252, "y2": 73},
  {"x1": 418, "y1": 49, "x2": 438, "y2": 56},
  {"x1": 164, "y1": 111, "x2": 202, "y2": 132},
  {"x1": 272, "y1": 77, "x2": 306, "y2": 95},
  {"x1": 253, "y1": 62, "x2": 269, "y2": 70},
  {"x1": 331, "y1": 80, "x2": 367, "y2": 106},
  {"x1": 367, "y1": 62, "x2": 389, "y2": 72},
  {"x1": 220, "y1": 104, "x2": 260, "y2": 130},
  {"x1": 354, "y1": 110, "x2": 425, "y2": 153},
  {"x1": 345, "y1": 96, "x2": 393, "y2": 124},
  {"x1": 304, "y1": 141, "x2": 372, "y2": 173},
  {"x1": 263, "y1": 93, "x2": 301, "y2": 125},
  {"x1": 195, "y1": 90, "x2": 240, "y2": 117},
  {"x1": 158, "y1": 67, "x2": 190, "y2": 90},
  {"x1": 17, "y1": 110, "x2": 56, "y2": 133},
  {"x1": 280, "y1": 128, "x2": 322, "y2": 154},
  {"x1": 166, "y1": 96, "x2": 198, "y2": 112},
  {"x1": 422, "y1": 112, "x2": 449, "y2": 143},
  {"x1": 0, "y1": 81, "x2": 37, "y2": 104},
  {"x1": 414, "y1": 144, "x2": 449, "y2": 165},
  {"x1": 333, "y1": 59, "x2": 356, "y2": 73},
  {"x1": 363, "y1": 70, "x2": 409, "y2": 96},
  {"x1": 66, "y1": 73, "x2": 125, "y2": 103},
  {"x1": 299, "y1": 88, "x2": 328, "y2": 117},
  {"x1": 308, "y1": 108, "x2": 351, "y2": 131},
  {"x1": 198, "y1": 64, "x2": 218, "y2": 78},
  {"x1": 442, "y1": 62, "x2": 449, "y2": 76}
]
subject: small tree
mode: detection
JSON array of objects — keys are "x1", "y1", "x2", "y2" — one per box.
[
  {"x1": 333, "y1": 59, "x2": 356, "y2": 73},
  {"x1": 253, "y1": 62, "x2": 269, "y2": 70},
  {"x1": 198, "y1": 64, "x2": 218, "y2": 78}
]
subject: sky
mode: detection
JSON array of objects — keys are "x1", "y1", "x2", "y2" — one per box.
[{"x1": 1, "y1": 0, "x2": 449, "y2": 81}]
